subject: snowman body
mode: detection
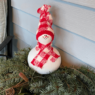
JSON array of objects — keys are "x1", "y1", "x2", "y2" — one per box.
[
  {"x1": 28, "y1": 47, "x2": 61, "y2": 74},
  {"x1": 27, "y1": 4, "x2": 61, "y2": 74}
]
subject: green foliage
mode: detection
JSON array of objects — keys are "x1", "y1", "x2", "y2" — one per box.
[{"x1": 0, "y1": 48, "x2": 95, "y2": 95}]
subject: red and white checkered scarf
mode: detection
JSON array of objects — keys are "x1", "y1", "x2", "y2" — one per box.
[{"x1": 31, "y1": 42, "x2": 60, "y2": 68}]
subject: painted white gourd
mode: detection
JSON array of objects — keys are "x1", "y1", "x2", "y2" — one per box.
[
  {"x1": 27, "y1": 4, "x2": 61, "y2": 74},
  {"x1": 28, "y1": 34, "x2": 61, "y2": 74}
]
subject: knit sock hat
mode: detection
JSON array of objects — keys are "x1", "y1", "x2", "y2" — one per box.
[{"x1": 36, "y1": 4, "x2": 54, "y2": 41}]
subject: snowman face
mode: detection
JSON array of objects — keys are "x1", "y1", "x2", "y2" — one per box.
[{"x1": 38, "y1": 34, "x2": 52, "y2": 45}]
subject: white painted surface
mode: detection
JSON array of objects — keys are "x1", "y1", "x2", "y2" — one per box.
[
  {"x1": 52, "y1": 1, "x2": 95, "y2": 42},
  {"x1": 11, "y1": 0, "x2": 95, "y2": 68},
  {"x1": 13, "y1": 36, "x2": 30, "y2": 54},
  {"x1": 13, "y1": 24, "x2": 37, "y2": 47},
  {"x1": 63, "y1": 0, "x2": 95, "y2": 9},
  {"x1": 57, "y1": 48, "x2": 86, "y2": 67},
  {"x1": 54, "y1": 26, "x2": 95, "y2": 67},
  {"x1": 11, "y1": 0, "x2": 95, "y2": 42},
  {"x1": 11, "y1": 0, "x2": 53, "y2": 18},
  {"x1": 12, "y1": 8, "x2": 39, "y2": 34},
  {"x1": 13, "y1": 36, "x2": 30, "y2": 49}
]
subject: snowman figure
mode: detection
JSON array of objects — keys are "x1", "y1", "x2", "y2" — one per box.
[{"x1": 28, "y1": 4, "x2": 61, "y2": 74}]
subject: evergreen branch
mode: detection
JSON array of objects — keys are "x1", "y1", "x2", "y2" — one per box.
[
  {"x1": 0, "y1": 76, "x2": 20, "y2": 83},
  {"x1": 76, "y1": 77, "x2": 89, "y2": 90},
  {"x1": 71, "y1": 68, "x2": 95, "y2": 87},
  {"x1": 1, "y1": 48, "x2": 95, "y2": 95},
  {"x1": 42, "y1": 89, "x2": 54, "y2": 95},
  {"x1": 0, "y1": 82, "x2": 28, "y2": 94},
  {"x1": 0, "y1": 89, "x2": 5, "y2": 94},
  {"x1": 0, "y1": 64, "x2": 24, "y2": 75},
  {"x1": 64, "y1": 80, "x2": 70, "y2": 92},
  {"x1": 30, "y1": 81, "x2": 47, "y2": 89}
]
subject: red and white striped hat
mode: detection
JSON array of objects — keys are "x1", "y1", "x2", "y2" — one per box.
[{"x1": 36, "y1": 4, "x2": 54, "y2": 41}]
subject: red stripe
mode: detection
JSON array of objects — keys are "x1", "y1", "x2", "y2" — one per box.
[{"x1": 36, "y1": 30, "x2": 54, "y2": 41}]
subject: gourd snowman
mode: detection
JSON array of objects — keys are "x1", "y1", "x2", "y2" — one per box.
[{"x1": 28, "y1": 4, "x2": 61, "y2": 74}]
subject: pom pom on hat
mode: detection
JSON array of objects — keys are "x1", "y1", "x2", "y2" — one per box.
[{"x1": 37, "y1": 4, "x2": 51, "y2": 14}]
